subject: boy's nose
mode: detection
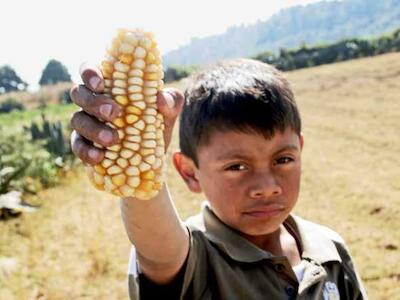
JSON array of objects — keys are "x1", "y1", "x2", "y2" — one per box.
[{"x1": 248, "y1": 174, "x2": 282, "y2": 198}]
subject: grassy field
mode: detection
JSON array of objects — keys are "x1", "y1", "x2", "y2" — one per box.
[{"x1": 1, "y1": 53, "x2": 399, "y2": 299}]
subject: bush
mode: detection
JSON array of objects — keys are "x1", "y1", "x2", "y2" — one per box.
[
  {"x1": 164, "y1": 65, "x2": 195, "y2": 83},
  {"x1": 59, "y1": 88, "x2": 72, "y2": 104},
  {"x1": 0, "y1": 98, "x2": 25, "y2": 113},
  {"x1": 1, "y1": 115, "x2": 76, "y2": 194}
]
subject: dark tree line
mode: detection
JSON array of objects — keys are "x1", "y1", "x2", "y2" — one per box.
[
  {"x1": 0, "y1": 59, "x2": 71, "y2": 94},
  {"x1": 253, "y1": 28, "x2": 400, "y2": 71}
]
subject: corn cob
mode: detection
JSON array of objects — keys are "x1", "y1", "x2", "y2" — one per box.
[{"x1": 85, "y1": 29, "x2": 165, "y2": 200}]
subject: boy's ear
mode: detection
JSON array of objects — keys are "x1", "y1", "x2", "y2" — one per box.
[
  {"x1": 299, "y1": 132, "x2": 304, "y2": 150},
  {"x1": 172, "y1": 151, "x2": 202, "y2": 193}
]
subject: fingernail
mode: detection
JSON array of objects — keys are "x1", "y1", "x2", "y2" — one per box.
[
  {"x1": 90, "y1": 77, "x2": 101, "y2": 90},
  {"x1": 163, "y1": 91, "x2": 175, "y2": 109},
  {"x1": 88, "y1": 148, "x2": 100, "y2": 160},
  {"x1": 100, "y1": 104, "x2": 113, "y2": 118},
  {"x1": 99, "y1": 130, "x2": 113, "y2": 143}
]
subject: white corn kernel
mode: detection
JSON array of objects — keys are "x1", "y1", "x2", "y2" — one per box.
[
  {"x1": 112, "y1": 87, "x2": 126, "y2": 95},
  {"x1": 128, "y1": 77, "x2": 144, "y2": 86},
  {"x1": 127, "y1": 176, "x2": 140, "y2": 188},
  {"x1": 139, "y1": 162, "x2": 151, "y2": 172},
  {"x1": 145, "y1": 64, "x2": 158, "y2": 73},
  {"x1": 107, "y1": 144, "x2": 121, "y2": 152},
  {"x1": 143, "y1": 132, "x2": 156, "y2": 140},
  {"x1": 105, "y1": 150, "x2": 118, "y2": 160},
  {"x1": 143, "y1": 88, "x2": 157, "y2": 96},
  {"x1": 145, "y1": 125, "x2": 156, "y2": 132},
  {"x1": 144, "y1": 155, "x2": 156, "y2": 165},
  {"x1": 119, "y1": 185, "x2": 135, "y2": 196},
  {"x1": 132, "y1": 59, "x2": 146, "y2": 69},
  {"x1": 120, "y1": 149, "x2": 134, "y2": 159},
  {"x1": 129, "y1": 153, "x2": 142, "y2": 166},
  {"x1": 119, "y1": 43, "x2": 134, "y2": 54},
  {"x1": 144, "y1": 81, "x2": 158, "y2": 88},
  {"x1": 128, "y1": 69, "x2": 144, "y2": 77},
  {"x1": 128, "y1": 85, "x2": 142, "y2": 93},
  {"x1": 116, "y1": 158, "x2": 128, "y2": 168},
  {"x1": 112, "y1": 72, "x2": 127, "y2": 80},
  {"x1": 114, "y1": 62, "x2": 130, "y2": 72},
  {"x1": 123, "y1": 142, "x2": 140, "y2": 151},
  {"x1": 125, "y1": 127, "x2": 141, "y2": 135},
  {"x1": 101, "y1": 159, "x2": 114, "y2": 168},
  {"x1": 142, "y1": 140, "x2": 156, "y2": 148},
  {"x1": 129, "y1": 94, "x2": 144, "y2": 101},
  {"x1": 144, "y1": 108, "x2": 157, "y2": 116},
  {"x1": 133, "y1": 101, "x2": 146, "y2": 110},
  {"x1": 140, "y1": 38, "x2": 152, "y2": 50},
  {"x1": 134, "y1": 47, "x2": 147, "y2": 59},
  {"x1": 143, "y1": 115, "x2": 156, "y2": 124},
  {"x1": 133, "y1": 120, "x2": 145, "y2": 130},
  {"x1": 107, "y1": 165, "x2": 123, "y2": 175},
  {"x1": 126, "y1": 135, "x2": 141, "y2": 143},
  {"x1": 126, "y1": 166, "x2": 140, "y2": 176},
  {"x1": 113, "y1": 80, "x2": 127, "y2": 88},
  {"x1": 140, "y1": 148, "x2": 155, "y2": 156},
  {"x1": 145, "y1": 95, "x2": 157, "y2": 103}
]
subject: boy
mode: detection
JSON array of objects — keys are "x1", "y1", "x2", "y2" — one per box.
[{"x1": 70, "y1": 58, "x2": 367, "y2": 299}]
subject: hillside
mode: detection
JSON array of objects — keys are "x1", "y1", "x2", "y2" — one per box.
[
  {"x1": 164, "y1": 0, "x2": 400, "y2": 66},
  {"x1": 1, "y1": 53, "x2": 399, "y2": 299}
]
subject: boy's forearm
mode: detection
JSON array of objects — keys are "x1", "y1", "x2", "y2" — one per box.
[{"x1": 119, "y1": 183, "x2": 189, "y2": 268}]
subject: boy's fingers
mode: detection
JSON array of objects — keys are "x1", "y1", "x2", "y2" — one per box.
[
  {"x1": 70, "y1": 131, "x2": 105, "y2": 165},
  {"x1": 70, "y1": 84, "x2": 122, "y2": 122},
  {"x1": 79, "y1": 62, "x2": 104, "y2": 93},
  {"x1": 70, "y1": 110, "x2": 119, "y2": 148},
  {"x1": 156, "y1": 88, "x2": 185, "y2": 149},
  {"x1": 157, "y1": 88, "x2": 185, "y2": 123}
]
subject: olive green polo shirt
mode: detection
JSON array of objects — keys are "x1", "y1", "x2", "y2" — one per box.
[{"x1": 128, "y1": 203, "x2": 367, "y2": 299}]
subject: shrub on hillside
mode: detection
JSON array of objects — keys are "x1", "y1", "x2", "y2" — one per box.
[
  {"x1": 59, "y1": 88, "x2": 72, "y2": 104},
  {"x1": 0, "y1": 114, "x2": 76, "y2": 195},
  {"x1": 0, "y1": 98, "x2": 26, "y2": 114}
]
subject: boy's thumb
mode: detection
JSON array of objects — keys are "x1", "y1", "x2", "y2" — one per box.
[
  {"x1": 162, "y1": 90, "x2": 175, "y2": 109},
  {"x1": 158, "y1": 88, "x2": 185, "y2": 119}
]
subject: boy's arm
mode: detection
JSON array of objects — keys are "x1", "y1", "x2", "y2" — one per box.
[
  {"x1": 70, "y1": 66, "x2": 188, "y2": 284},
  {"x1": 120, "y1": 183, "x2": 189, "y2": 284}
]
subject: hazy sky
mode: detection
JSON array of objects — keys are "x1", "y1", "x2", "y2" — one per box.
[{"x1": 0, "y1": 0, "x2": 321, "y2": 90}]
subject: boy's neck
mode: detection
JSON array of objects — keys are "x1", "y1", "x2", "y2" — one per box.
[{"x1": 241, "y1": 225, "x2": 302, "y2": 267}]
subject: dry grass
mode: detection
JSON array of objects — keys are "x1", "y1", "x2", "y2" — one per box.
[
  {"x1": 0, "y1": 83, "x2": 72, "y2": 110},
  {"x1": 1, "y1": 53, "x2": 399, "y2": 299}
]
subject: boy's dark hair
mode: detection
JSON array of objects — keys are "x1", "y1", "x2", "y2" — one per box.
[{"x1": 179, "y1": 58, "x2": 301, "y2": 167}]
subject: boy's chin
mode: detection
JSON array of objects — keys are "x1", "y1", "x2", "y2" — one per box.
[{"x1": 237, "y1": 218, "x2": 284, "y2": 237}]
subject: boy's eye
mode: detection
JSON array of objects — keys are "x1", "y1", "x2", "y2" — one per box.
[
  {"x1": 225, "y1": 164, "x2": 247, "y2": 171},
  {"x1": 275, "y1": 157, "x2": 294, "y2": 165}
]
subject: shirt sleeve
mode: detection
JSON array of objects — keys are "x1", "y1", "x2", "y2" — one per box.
[
  {"x1": 127, "y1": 225, "x2": 208, "y2": 300},
  {"x1": 334, "y1": 241, "x2": 369, "y2": 300}
]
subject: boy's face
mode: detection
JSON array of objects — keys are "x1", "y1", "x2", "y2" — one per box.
[{"x1": 178, "y1": 127, "x2": 304, "y2": 237}]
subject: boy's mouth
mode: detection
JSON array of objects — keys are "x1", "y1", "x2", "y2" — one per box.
[{"x1": 243, "y1": 204, "x2": 285, "y2": 218}]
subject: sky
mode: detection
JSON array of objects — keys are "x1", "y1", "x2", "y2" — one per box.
[{"x1": 0, "y1": 0, "x2": 321, "y2": 91}]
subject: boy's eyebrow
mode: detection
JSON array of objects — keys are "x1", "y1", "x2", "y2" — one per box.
[
  {"x1": 216, "y1": 144, "x2": 299, "y2": 161},
  {"x1": 273, "y1": 144, "x2": 300, "y2": 155}
]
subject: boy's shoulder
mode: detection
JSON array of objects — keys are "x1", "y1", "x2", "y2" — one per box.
[
  {"x1": 184, "y1": 202, "x2": 346, "y2": 246},
  {"x1": 290, "y1": 215, "x2": 346, "y2": 245},
  {"x1": 184, "y1": 202, "x2": 350, "y2": 266}
]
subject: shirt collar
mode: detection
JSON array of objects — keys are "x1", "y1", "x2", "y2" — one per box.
[{"x1": 186, "y1": 202, "x2": 341, "y2": 264}]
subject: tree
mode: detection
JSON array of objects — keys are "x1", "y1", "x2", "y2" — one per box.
[
  {"x1": 0, "y1": 65, "x2": 28, "y2": 94},
  {"x1": 39, "y1": 59, "x2": 71, "y2": 86}
]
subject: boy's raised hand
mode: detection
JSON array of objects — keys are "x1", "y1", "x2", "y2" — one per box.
[{"x1": 69, "y1": 64, "x2": 185, "y2": 165}]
